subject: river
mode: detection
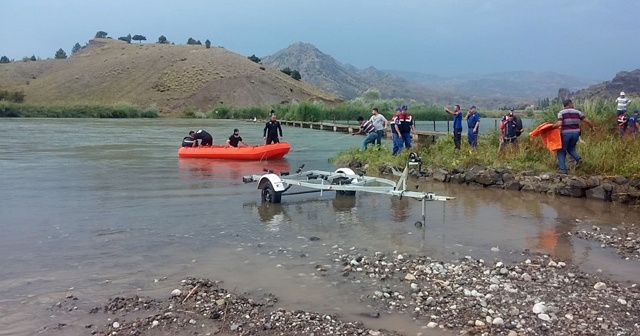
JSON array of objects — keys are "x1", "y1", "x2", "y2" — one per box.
[{"x1": 0, "y1": 118, "x2": 638, "y2": 335}]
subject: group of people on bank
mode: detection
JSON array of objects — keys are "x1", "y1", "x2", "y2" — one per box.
[
  {"x1": 353, "y1": 105, "x2": 417, "y2": 155},
  {"x1": 615, "y1": 91, "x2": 639, "y2": 136},
  {"x1": 181, "y1": 114, "x2": 284, "y2": 148}
]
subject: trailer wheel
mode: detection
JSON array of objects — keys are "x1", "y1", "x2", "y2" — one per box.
[
  {"x1": 332, "y1": 177, "x2": 356, "y2": 196},
  {"x1": 261, "y1": 183, "x2": 282, "y2": 203}
]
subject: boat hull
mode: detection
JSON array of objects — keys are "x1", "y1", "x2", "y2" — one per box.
[{"x1": 177, "y1": 142, "x2": 290, "y2": 160}]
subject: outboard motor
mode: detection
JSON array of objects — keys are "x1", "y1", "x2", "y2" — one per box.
[{"x1": 182, "y1": 136, "x2": 196, "y2": 147}]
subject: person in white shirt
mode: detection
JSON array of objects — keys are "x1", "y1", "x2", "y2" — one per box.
[
  {"x1": 616, "y1": 91, "x2": 632, "y2": 116},
  {"x1": 369, "y1": 107, "x2": 388, "y2": 146}
]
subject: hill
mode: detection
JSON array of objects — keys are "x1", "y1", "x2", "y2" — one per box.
[
  {"x1": 0, "y1": 39, "x2": 341, "y2": 112},
  {"x1": 569, "y1": 69, "x2": 640, "y2": 100},
  {"x1": 262, "y1": 42, "x2": 597, "y2": 109}
]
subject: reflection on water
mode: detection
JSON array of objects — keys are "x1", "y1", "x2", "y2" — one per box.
[{"x1": 1, "y1": 119, "x2": 639, "y2": 335}]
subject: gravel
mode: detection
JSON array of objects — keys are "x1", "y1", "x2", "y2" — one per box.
[{"x1": 573, "y1": 224, "x2": 640, "y2": 260}]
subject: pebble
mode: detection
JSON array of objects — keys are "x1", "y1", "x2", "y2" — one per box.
[
  {"x1": 522, "y1": 273, "x2": 532, "y2": 281},
  {"x1": 151, "y1": 320, "x2": 159, "y2": 327},
  {"x1": 397, "y1": 254, "x2": 404, "y2": 260},
  {"x1": 617, "y1": 298, "x2": 627, "y2": 305},
  {"x1": 427, "y1": 321, "x2": 438, "y2": 328},
  {"x1": 594, "y1": 282, "x2": 607, "y2": 290},
  {"x1": 170, "y1": 289, "x2": 181, "y2": 297},
  {"x1": 508, "y1": 331, "x2": 518, "y2": 336},
  {"x1": 474, "y1": 320, "x2": 485, "y2": 327},
  {"x1": 112, "y1": 322, "x2": 120, "y2": 328},
  {"x1": 369, "y1": 331, "x2": 381, "y2": 336},
  {"x1": 492, "y1": 317, "x2": 504, "y2": 325},
  {"x1": 405, "y1": 274, "x2": 416, "y2": 281},
  {"x1": 532, "y1": 302, "x2": 547, "y2": 314},
  {"x1": 538, "y1": 313, "x2": 551, "y2": 321}
]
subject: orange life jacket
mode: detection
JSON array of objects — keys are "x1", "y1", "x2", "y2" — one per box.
[{"x1": 529, "y1": 122, "x2": 562, "y2": 151}]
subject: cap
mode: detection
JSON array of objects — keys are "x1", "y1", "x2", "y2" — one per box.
[
  {"x1": 470, "y1": 105, "x2": 476, "y2": 109},
  {"x1": 635, "y1": 109, "x2": 639, "y2": 113},
  {"x1": 233, "y1": 128, "x2": 239, "y2": 132},
  {"x1": 357, "y1": 116, "x2": 364, "y2": 121},
  {"x1": 401, "y1": 105, "x2": 408, "y2": 110},
  {"x1": 507, "y1": 111, "x2": 514, "y2": 116},
  {"x1": 509, "y1": 107, "x2": 514, "y2": 111},
  {"x1": 395, "y1": 107, "x2": 401, "y2": 111},
  {"x1": 620, "y1": 91, "x2": 626, "y2": 96}
]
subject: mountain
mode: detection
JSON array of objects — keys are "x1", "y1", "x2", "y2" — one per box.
[
  {"x1": 0, "y1": 38, "x2": 340, "y2": 112},
  {"x1": 384, "y1": 70, "x2": 598, "y2": 99},
  {"x1": 262, "y1": 42, "x2": 596, "y2": 109},
  {"x1": 570, "y1": 69, "x2": 640, "y2": 100}
]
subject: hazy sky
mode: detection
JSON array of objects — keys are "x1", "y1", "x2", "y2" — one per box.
[{"x1": 1, "y1": 0, "x2": 637, "y2": 80}]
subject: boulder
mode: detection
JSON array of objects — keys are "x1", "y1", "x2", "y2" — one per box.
[
  {"x1": 585, "y1": 185, "x2": 607, "y2": 201},
  {"x1": 475, "y1": 170, "x2": 501, "y2": 186},
  {"x1": 502, "y1": 172, "x2": 515, "y2": 183},
  {"x1": 504, "y1": 181, "x2": 522, "y2": 191},
  {"x1": 586, "y1": 176, "x2": 601, "y2": 188},
  {"x1": 433, "y1": 169, "x2": 448, "y2": 182},
  {"x1": 613, "y1": 176, "x2": 629, "y2": 185}
]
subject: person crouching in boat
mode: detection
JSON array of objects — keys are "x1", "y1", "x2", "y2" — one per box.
[
  {"x1": 263, "y1": 114, "x2": 283, "y2": 144},
  {"x1": 226, "y1": 128, "x2": 248, "y2": 147},
  {"x1": 190, "y1": 129, "x2": 213, "y2": 146}
]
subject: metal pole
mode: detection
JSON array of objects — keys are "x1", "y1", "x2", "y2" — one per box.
[
  {"x1": 433, "y1": 120, "x2": 436, "y2": 131},
  {"x1": 447, "y1": 120, "x2": 450, "y2": 133}
]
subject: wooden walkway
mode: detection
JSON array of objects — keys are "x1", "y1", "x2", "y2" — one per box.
[{"x1": 278, "y1": 120, "x2": 451, "y2": 143}]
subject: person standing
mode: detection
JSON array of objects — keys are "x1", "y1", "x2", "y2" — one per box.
[
  {"x1": 445, "y1": 104, "x2": 462, "y2": 149},
  {"x1": 369, "y1": 107, "x2": 388, "y2": 146},
  {"x1": 465, "y1": 106, "x2": 480, "y2": 148},
  {"x1": 352, "y1": 116, "x2": 378, "y2": 150},
  {"x1": 628, "y1": 109, "x2": 639, "y2": 135},
  {"x1": 393, "y1": 105, "x2": 416, "y2": 154},
  {"x1": 552, "y1": 99, "x2": 595, "y2": 174},
  {"x1": 616, "y1": 92, "x2": 632, "y2": 116},
  {"x1": 390, "y1": 107, "x2": 403, "y2": 155},
  {"x1": 499, "y1": 112, "x2": 518, "y2": 151},
  {"x1": 191, "y1": 129, "x2": 213, "y2": 146},
  {"x1": 263, "y1": 114, "x2": 283, "y2": 144},
  {"x1": 617, "y1": 112, "x2": 629, "y2": 137},
  {"x1": 226, "y1": 128, "x2": 248, "y2": 147}
]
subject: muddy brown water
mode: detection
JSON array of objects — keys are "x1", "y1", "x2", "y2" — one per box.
[{"x1": 0, "y1": 119, "x2": 638, "y2": 335}]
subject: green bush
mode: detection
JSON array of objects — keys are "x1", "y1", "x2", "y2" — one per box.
[{"x1": 0, "y1": 102, "x2": 159, "y2": 118}]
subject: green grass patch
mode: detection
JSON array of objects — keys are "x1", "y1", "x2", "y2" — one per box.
[{"x1": 0, "y1": 101, "x2": 158, "y2": 118}]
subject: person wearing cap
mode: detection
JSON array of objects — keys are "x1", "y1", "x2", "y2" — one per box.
[
  {"x1": 352, "y1": 116, "x2": 377, "y2": 151},
  {"x1": 190, "y1": 129, "x2": 213, "y2": 146},
  {"x1": 369, "y1": 107, "x2": 388, "y2": 146},
  {"x1": 389, "y1": 107, "x2": 402, "y2": 154},
  {"x1": 616, "y1": 92, "x2": 631, "y2": 116},
  {"x1": 551, "y1": 99, "x2": 595, "y2": 174},
  {"x1": 445, "y1": 104, "x2": 463, "y2": 149},
  {"x1": 393, "y1": 105, "x2": 416, "y2": 155},
  {"x1": 465, "y1": 106, "x2": 480, "y2": 148},
  {"x1": 263, "y1": 114, "x2": 283, "y2": 144},
  {"x1": 628, "y1": 109, "x2": 639, "y2": 135},
  {"x1": 617, "y1": 112, "x2": 629, "y2": 137},
  {"x1": 226, "y1": 128, "x2": 248, "y2": 147}
]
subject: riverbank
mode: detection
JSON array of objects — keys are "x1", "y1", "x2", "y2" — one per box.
[
  {"x1": 0, "y1": 101, "x2": 158, "y2": 118},
  {"x1": 45, "y1": 245, "x2": 639, "y2": 336}
]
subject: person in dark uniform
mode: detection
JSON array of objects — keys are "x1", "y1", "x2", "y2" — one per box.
[
  {"x1": 182, "y1": 133, "x2": 197, "y2": 147},
  {"x1": 190, "y1": 129, "x2": 213, "y2": 146},
  {"x1": 226, "y1": 129, "x2": 248, "y2": 147},
  {"x1": 263, "y1": 115, "x2": 283, "y2": 144}
]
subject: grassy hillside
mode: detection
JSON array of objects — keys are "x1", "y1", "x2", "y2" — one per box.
[{"x1": 0, "y1": 39, "x2": 340, "y2": 113}]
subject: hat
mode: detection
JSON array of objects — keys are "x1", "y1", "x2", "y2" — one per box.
[
  {"x1": 634, "y1": 109, "x2": 639, "y2": 113},
  {"x1": 509, "y1": 107, "x2": 514, "y2": 111},
  {"x1": 401, "y1": 105, "x2": 408, "y2": 111},
  {"x1": 233, "y1": 128, "x2": 239, "y2": 132},
  {"x1": 507, "y1": 111, "x2": 514, "y2": 116},
  {"x1": 620, "y1": 91, "x2": 626, "y2": 96},
  {"x1": 470, "y1": 105, "x2": 476, "y2": 109},
  {"x1": 357, "y1": 116, "x2": 364, "y2": 121},
  {"x1": 395, "y1": 107, "x2": 402, "y2": 111}
]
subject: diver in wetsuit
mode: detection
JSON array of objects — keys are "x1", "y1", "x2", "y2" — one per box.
[
  {"x1": 190, "y1": 130, "x2": 213, "y2": 146},
  {"x1": 263, "y1": 115, "x2": 283, "y2": 144}
]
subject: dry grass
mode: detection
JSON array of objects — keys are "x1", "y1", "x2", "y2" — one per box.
[{"x1": 0, "y1": 38, "x2": 340, "y2": 113}]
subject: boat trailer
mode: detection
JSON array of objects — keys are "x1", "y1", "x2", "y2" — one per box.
[{"x1": 242, "y1": 153, "x2": 454, "y2": 227}]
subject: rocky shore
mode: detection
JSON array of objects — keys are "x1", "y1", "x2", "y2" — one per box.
[
  {"x1": 573, "y1": 224, "x2": 640, "y2": 261},
  {"x1": 369, "y1": 163, "x2": 640, "y2": 205},
  {"x1": 77, "y1": 246, "x2": 638, "y2": 336}
]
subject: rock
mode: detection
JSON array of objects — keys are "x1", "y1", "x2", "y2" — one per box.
[
  {"x1": 112, "y1": 322, "x2": 120, "y2": 328},
  {"x1": 230, "y1": 323, "x2": 240, "y2": 331},
  {"x1": 309, "y1": 236, "x2": 320, "y2": 241},
  {"x1": 504, "y1": 181, "x2": 522, "y2": 191},
  {"x1": 396, "y1": 254, "x2": 404, "y2": 260},
  {"x1": 151, "y1": 320, "x2": 159, "y2": 327},
  {"x1": 216, "y1": 299, "x2": 226, "y2": 306},
  {"x1": 618, "y1": 298, "x2": 627, "y2": 305},
  {"x1": 369, "y1": 331, "x2": 381, "y2": 336},
  {"x1": 410, "y1": 283, "x2": 419, "y2": 292},
  {"x1": 491, "y1": 247, "x2": 500, "y2": 252},
  {"x1": 404, "y1": 273, "x2": 416, "y2": 281},
  {"x1": 613, "y1": 176, "x2": 628, "y2": 185},
  {"x1": 532, "y1": 302, "x2": 547, "y2": 314},
  {"x1": 427, "y1": 321, "x2": 438, "y2": 328},
  {"x1": 433, "y1": 169, "x2": 448, "y2": 182},
  {"x1": 586, "y1": 185, "x2": 607, "y2": 201},
  {"x1": 475, "y1": 170, "x2": 501, "y2": 186},
  {"x1": 538, "y1": 313, "x2": 551, "y2": 321},
  {"x1": 594, "y1": 282, "x2": 607, "y2": 290},
  {"x1": 189, "y1": 319, "x2": 196, "y2": 324},
  {"x1": 475, "y1": 320, "x2": 485, "y2": 327},
  {"x1": 492, "y1": 317, "x2": 504, "y2": 325},
  {"x1": 171, "y1": 289, "x2": 181, "y2": 297},
  {"x1": 522, "y1": 273, "x2": 532, "y2": 281},
  {"x1": 508, "y1": 331, "x2": 518, "y2": 336}
]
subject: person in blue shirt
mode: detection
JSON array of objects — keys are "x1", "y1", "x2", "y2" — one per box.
[
  {"x1": 628, "y1": 109, "x2": 639, "y2": 135},
  {"x1": 445, "y1": 104, "x2": 463, "y2": 149},
  {"x1": 393, "y1": 105, "x2": 416, "y2": 155},
  {"x1": 465, "y1": 106, "x2": 480, "y2": 148}
]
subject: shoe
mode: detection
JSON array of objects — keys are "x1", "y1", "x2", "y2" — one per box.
[{"x1": 574, "y1": 159, "x2": 582, "y2": 168}]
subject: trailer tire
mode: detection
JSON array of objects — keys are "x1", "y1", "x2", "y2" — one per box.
[
  {"x1": 332, "y1": 177, "x2": 356, "y2": 196},
  {"x1": 261, "y1": 183, "x2": 282, "y2": 203}
]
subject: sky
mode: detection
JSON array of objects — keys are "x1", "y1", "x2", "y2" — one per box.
[{"x1": 1, "y1": 0, "x2": 638, "y2": 81}]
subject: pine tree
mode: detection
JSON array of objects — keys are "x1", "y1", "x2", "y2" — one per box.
[
  {"x1": 54, "y1": 48, "x2": 67, "y2": 59},
  {"x1": 71, "y1": 42, "x2": 82, "y2": 54}
]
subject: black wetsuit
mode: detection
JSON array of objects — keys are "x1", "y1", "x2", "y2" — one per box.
[
  {"x1": 182, "y1": 136, "x2": 196, "y2": 147},
  {"x1": 193, "y1": 130, "x2": 213, "y2": 146},
  {"x1": 228, "y1": 134, "x2": 243, "y2": 147},
  {"x1": 263, "y1": 120, "x2": 282, "y2": 144}
]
